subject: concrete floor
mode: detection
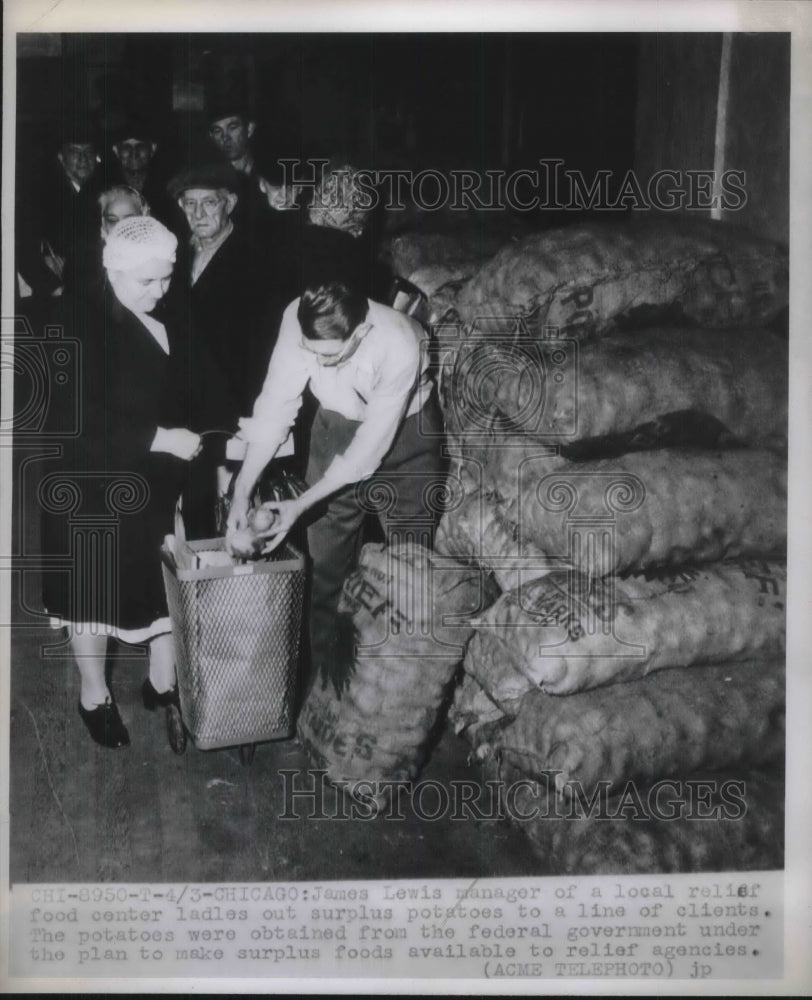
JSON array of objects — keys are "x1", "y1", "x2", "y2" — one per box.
[
  {"x1": 8, "y1": 445, "x2": 540, "y2": 884},
  {"x1": 9, "y1": 633, "x2": 541, "y2": 884}
]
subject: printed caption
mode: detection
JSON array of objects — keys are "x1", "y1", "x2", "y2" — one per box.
[{"x1": 12, "y1": 873, "x2": 782, "y2": 980}]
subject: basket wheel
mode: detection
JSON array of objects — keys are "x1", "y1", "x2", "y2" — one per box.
[
  {"x1": 165, "y1": 704, "x2": 187, "y2": 755},
  {"x1": 239, "y1": 743, "x2": 256, "y2": 766}
]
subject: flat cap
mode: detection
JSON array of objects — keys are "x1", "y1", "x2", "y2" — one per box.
[{"x1": 167, "y1": 162, "x2": 240, "y2": 199}]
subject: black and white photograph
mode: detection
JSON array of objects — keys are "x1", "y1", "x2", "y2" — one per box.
[{"x1": 2, "y1": 0, "x2": 810, "y2": 991}]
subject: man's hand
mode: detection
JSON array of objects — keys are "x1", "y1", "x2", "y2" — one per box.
[
  {"x1": 225, "y1": 496, "x2": 251, "y2": 536},
  {"x1": 224, "y1": 496, "x2": 253, "y2": 557},
  {"x1": 255, "y1": 498, "x2": 303, "y2": 553}
]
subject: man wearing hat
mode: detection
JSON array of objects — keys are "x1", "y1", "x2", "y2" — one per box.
[
  {"x1": 167, "y1": 162, "x2": 276, "y2": 426},
  {"x1": 207, "y1": 104, "x2": 258, "y2": 179},
  {"x1": 16, "y1": 119, "x2": 103, "y2": 302},
  {"x1": 110, "y1": 114, "x2": 176, "y2": 229},
  {"x1": 206, "y1": 99, "x2": 299, "y2": 246}
]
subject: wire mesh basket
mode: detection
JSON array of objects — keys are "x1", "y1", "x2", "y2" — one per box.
[{"x1": 160, "y1": 537, "x2": 306, "y2": 750}]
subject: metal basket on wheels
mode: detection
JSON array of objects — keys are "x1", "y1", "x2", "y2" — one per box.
[{"x1": 160, "y1": 535, "x2": 306, "y2": 760}]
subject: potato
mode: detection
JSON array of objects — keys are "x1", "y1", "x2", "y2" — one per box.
[
  {"x1": 229, "y1": 528, "x2": 260, "y2": 559},
  {"x1": 249, "y1": 506, "x2": 277, "y2": 533}
]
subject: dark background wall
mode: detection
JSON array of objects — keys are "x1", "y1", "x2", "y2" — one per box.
[
  {"x1": 635, "y1": 34, "x2": 723, "y2": 194},
  {"x1": 16, "y1": 34, "x2": 639, "y2": 200},
  {"x1": 16, "y1": 32, "x2": 789, "y2": 240},
  {"x1": 635, "y1": 33, "x2": 790, "y2": 244},
  {"x1": 724, "y1": 33, "x2": 790, "y2": 243}
]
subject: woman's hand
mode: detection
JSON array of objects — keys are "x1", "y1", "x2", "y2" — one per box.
[
  {"x1": 255, "y1": 498, "x2": 304, "y2": 554},
  {"x1": 151, "y1": 427, "x2": 202, "y2": 461},
  {"x1": 43, "y1": 250, "x2": 65, "y2": 281}
]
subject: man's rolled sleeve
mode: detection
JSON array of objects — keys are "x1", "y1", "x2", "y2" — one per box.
[{"x1": 238, "y1": 299, "x2": 309, "y2": 453}]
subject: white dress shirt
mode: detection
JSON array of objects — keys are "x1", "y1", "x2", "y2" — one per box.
[{"x1": 239, "y1": 298, "x2": 433, "y2": 489}]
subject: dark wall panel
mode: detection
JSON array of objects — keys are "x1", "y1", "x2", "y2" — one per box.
[
  {"x1": 724, "y1": 33, "x2": 790, "y2": 244},
  {"x1": 634, "y1": 32, "x2": 789, "y2": 244},
  {"x1": 634, "y1": 34, "x2": 722, "y2": 195}
]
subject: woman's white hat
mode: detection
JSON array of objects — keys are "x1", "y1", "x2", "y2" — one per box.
[{"x1": 102, "y1": 215, "x2": 178, "y2": 272}]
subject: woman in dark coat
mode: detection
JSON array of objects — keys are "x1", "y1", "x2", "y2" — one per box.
[{"x1": 41, "y1": 215, "x2": 233, "y2": 748}]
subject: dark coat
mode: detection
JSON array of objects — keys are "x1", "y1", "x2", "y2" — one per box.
[
  {"x1": 16, "y1": 164, "x2": 103, "y2": 299},
  {"x1": 40, "y1": 285, "x2": 234, "y2": 632},
  {"x1": 174, "y1": 224, "x2": 280, "y2": 422},
  {"x1": 269, "y1": 219, "x2": 393, "y2": 308}
]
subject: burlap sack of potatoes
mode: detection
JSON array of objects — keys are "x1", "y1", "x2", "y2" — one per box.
[
  {"x1": 448, "y1": 669, "x2": 504, "y2": 748},
  {"x1": 447, "y1": 326, "x2": 787, "y2": 453},
  {"x1": 297, "y1": 541, "x2": 495, "y2": 788},
  {"x1": 436, "y1": 445, "x2": 786, "y2": 586},
  {"x1": 384, "y1": 230, "x2": 508, "y2": 282},
  {"x1": 484, "y1": 753, "x2": 785, "y2": 875},
  {"x1": 472, "y1": 658, "x2": 785, "y2": 797},
  {"x1": 455, "y1": 218, "x2": 787, "y2": 338},
  {"x1": 434, "y1": 484, "x2": 547, "y2": 593},
  {"x1": 460, "y1": 560, "x2": 786, "y2": 704}
]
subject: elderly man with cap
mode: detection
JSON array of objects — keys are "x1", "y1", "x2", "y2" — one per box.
[{"x1": 168, "y1": 162, "x2": 277, "y2": 430}]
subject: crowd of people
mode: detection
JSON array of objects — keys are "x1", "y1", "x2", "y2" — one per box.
[{"x1": 22, "y1": 100, "x2": 445, "y2": 750}]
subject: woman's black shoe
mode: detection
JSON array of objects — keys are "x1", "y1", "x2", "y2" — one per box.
[
  {"x1": 142, "y1": 677, "x2": 180, "y2": 711},
  {"x1": 78, "y1": 698, "x2": 130, "y2": 749}
]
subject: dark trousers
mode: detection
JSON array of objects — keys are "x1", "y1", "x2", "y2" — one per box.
[{"x1": 305, "y1": 393, "x2": 445, "y2": 690}]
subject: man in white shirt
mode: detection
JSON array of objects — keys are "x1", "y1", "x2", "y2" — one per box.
[{"x1": 227, "y1": 281, "x2": 445, "y2": 693}]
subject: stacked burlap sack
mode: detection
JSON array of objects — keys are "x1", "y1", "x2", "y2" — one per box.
[
  {"x1": 435, "y1": 217, "x2": 788, "y2": 872},
  {"x1": 441, "y1": 216, "x2": 787, "y2": 451},
  {"x1": 453, "y1": 216, "x2": 788, "y2": 338},
  {"x1": 296, "y1": 217, "x2": 787, "y2": 869},
  {"x1": 382, "y1": 219, "x2": 534, "y2": 325},
  {"x1": 436, "y1": 325, "x2": 788, "y2": 591},
  {"x1": 297, "y1": 540, "x2": 497, "y2": 796}
]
